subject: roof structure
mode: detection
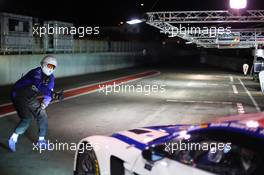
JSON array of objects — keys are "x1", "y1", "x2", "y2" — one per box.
[{"x1": 146, "y1": 10, "x2": 264, "y2": 48}]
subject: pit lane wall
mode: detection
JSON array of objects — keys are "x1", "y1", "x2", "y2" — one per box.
[
  {"x1": 200, "y1": 55, "x2": 244, "y2": 71},
  {"x1": 0, "y1": 52, "x2": 145, "y2": 85}
]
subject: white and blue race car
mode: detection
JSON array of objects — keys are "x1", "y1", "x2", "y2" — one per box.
[{"x1": 73, "y1": 113, "x2": 264, "y2": 175}]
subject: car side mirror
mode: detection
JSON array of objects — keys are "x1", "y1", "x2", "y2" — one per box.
[{"x1": 142, "y1": 145, "x2": 167, "y2": 162}]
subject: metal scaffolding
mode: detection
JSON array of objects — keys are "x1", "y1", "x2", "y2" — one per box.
[
  {"x1": 146, "y1": 10, "x2": 264, "y2": 23},
  {"x1": 146, "y1": 10, "x2": 264, "y2": 49}
]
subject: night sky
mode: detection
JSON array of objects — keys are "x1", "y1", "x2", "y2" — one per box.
[{"x1": 0, "y1": 0, "x2": 264, "y2": 26}]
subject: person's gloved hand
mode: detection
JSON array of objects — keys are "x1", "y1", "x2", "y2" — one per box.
[
  {"x1": 52, "y1": 90, "x2": 64, "y2": 102},
  {"x1": 35, "y1": 103, "x2": 47, "y2": 116},
  {"x1": 40, "y1": 102, "x2": 47, "y2": 110}
]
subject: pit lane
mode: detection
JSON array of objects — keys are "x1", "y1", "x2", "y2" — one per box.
[{"x1": 0, "y1": 65, "x2": 263, "y2": 175}]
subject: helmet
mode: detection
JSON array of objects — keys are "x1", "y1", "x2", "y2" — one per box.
[{"x1": 41, "y1": 55, "x2": 57, "y2": 76}]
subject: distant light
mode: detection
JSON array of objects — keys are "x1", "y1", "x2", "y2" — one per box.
[
  {"x1": 126, "y1": 19, "x2": 143, "y2": 25},
  {"x1": 140, "y1": 3, "x2": 144, "y2": 6},
  {"x1": 230, "y1": 0, "x2": 247, "y2": 9},
  {"x1": 120, "y1": 22, "x2": 124, "y2": 25}
]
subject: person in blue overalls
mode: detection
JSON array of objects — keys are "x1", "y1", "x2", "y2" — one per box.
[{"x1": 8, "y1": 55, "x2": 63, "y2": 152}]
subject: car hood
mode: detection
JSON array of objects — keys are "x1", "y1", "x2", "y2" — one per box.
[{"x1": 112, "y1": 112, "x2": 264, "y2": 150}]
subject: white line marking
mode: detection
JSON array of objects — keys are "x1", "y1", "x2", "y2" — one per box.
[
  {"x1": 0, "y1": 112, "x2": 16, "y2": 118},
  {"x1": 0, "y1": 70, "x2": 160, "y2": 108},
  {"x1": 0, "y1": 102, "x2": 12, "y2": 107},
  {"x1": 232, "y1": 85, "x2": 238, "y2": 94},
  {"x1": 230, "y1": 76, "x2": 234, "y2": 83},
  {"x1": 0, "y1": 71, "x2": 161, "y2": 118},
  {"x1": 236, "y1": 103, "x2": 245, "y2": 114},
  {"x1": 57, "y1": 71, "x2": 161, "y2": 102},
  {"x1": 61, "y1": 70, "x2": 160, "y2": 93},
  {"x1": 238, "y1": 78, "x2": 261, "y2": 112},
  {"x1": 208, "y1": 84, "x2": 229, "y2": 86},
  {"x1": 166, "y1": 99, "x2": 233, "y2": 105}
]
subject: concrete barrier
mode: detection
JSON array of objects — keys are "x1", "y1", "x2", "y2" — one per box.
[
  {"x1": 201, "y1": 55, "x2": 245, "y2": 72},
  {"x1": 0, "y1": 52, "x2": 143, "y2": 85}
]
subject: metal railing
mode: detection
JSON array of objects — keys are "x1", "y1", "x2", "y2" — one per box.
[{"x1": 0, "y1": 38, "x2": 148, "y2": 55}]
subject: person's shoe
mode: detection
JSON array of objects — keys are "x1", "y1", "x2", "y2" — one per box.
[
  {"x1": 8, "y1": 138, "x2": 16, "y2": 152},
  {"x1": 36, "y1": 140, "x2": 53, "y2": 150}
]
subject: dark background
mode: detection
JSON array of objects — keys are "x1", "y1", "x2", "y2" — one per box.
[
  {"x1": 0, "y1": 0, "x2": 262, "y2": 60},
  {"x1": 0, "y1": 0, "x2": 264, "y2": 26}
]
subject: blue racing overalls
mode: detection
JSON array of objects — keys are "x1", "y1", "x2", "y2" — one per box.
[{"x1": 11, "y1": 67, "x2": 55, "y2": 137}]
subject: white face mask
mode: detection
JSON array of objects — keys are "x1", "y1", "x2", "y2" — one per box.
[{"x1": 42, "y1": 64, "x2": 55, "y2": 76}]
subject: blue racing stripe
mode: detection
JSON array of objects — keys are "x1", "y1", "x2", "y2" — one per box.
[{"x1": 111, "y1": 133, "x2": 148, "y2": 150}]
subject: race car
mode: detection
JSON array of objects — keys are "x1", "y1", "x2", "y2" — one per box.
[{"x1": 73, "y1": 113, "x2": 264, "y2": 175}]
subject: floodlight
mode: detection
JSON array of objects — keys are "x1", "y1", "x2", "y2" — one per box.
[
  {"x1": 230, "y1": 0, "x2": 247, "y2": 9},
  {"x1": 126, "y1": 19, "x2": 143, "y2": 25}
]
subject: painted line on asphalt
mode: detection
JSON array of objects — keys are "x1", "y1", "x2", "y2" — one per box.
[
  {"x1": 236, "y1": 103, "x2": 245, "y2": 114},
  {"x1": 238, "y1": 78, "x2": 261, "y2": 112},
  {"x1": 232, "y1": 85, "x2": 238, "y2": 94},
  {"x1": 62, "y1": 71, "x2": 160, "y2": 101},
  {"x1": 0, "y1": 102, "x2": 12, "y2": 107},
  {"x1": 207, "y1": 84, "x2": 229, "y2": 86},
  {"x1": 0, "y1": 70, "x2": 160, "y2": 118},
  {"x1": 229, "y1": 76, "x2": 234, "y2": 83},
  {"x1": 166, "y1": 99, "x2": 233, "y2": 105}
]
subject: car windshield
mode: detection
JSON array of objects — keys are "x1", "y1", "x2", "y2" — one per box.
[{"x1": 160, "y1": 130, "x2": 264, "y2": 175}]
